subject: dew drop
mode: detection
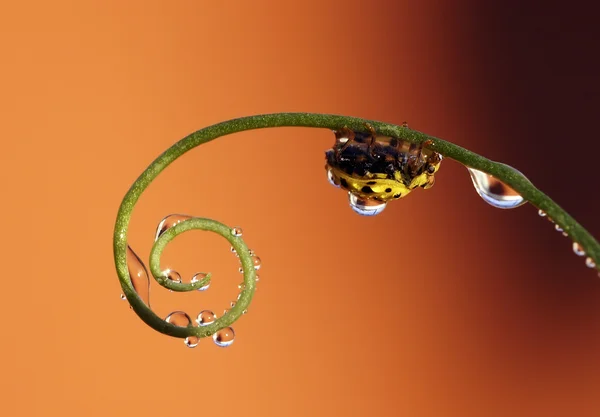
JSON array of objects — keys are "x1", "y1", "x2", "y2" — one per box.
[
  {"x1": 238, "y1": 282, "x2": 246, "y2": 290},
  {"x1": 255, "y1": 275, "x2": 260, "y2": 282},
  {"x1": 165, "y1": 269, "x2": 182, "y2": 284},
  {"x1": 126, "y1": 246, "x2": 151, "y2": 306},
  {"x1": 238, "y1": 266, "x2": 244, "y2": 274},
  {"x1": 165, "y1": 311, "x2": 192, "y2": 327},
  {"x1": 467, "y1": 166, "x2": 527, "y2": 209},
  {"x1": 230, "y1": 301, "x2": 236, "y2": 308},
  {"x1": 348, "y1": 192, "x2": 387, "y2": 216},
  {"x1": 230, "y1": 246, "x2": 239, "y2": 257},
  {"x1": 155, "y1": 214, "x2": 192, "y2": 241},
  {"x1": 555, "y1": 224, "x2": 563, "y2": 233},
  {"x1": 231, "y1": 227, "x2": 243, "y2": 237},
  {"x1": 213, "y1": 327, "x2": 235, "y2": 347},
  {"x1": 538, "y1": 209, "x2": 547, "y2": 217},
  {"x1": 185, "y1": 337, "x2": 199, "y2": 348},
  {"x1": 120, "y1": 294, "x2": 126, "y2": 300},
  {"x1": 586, "y1": 257, "x2": 596, "y2": 269},
  {"x1": 252, "y1": 255, "x2": 262, "y2": 270},
  {"x1": 573, "y1": 243, "x2": 586, "y2": 257},
  {"x1": 191, "y1": 272, "x2": 210, "y2": 291},
  {"x1": 242, "y1": 309, "x2": 248, "y2": 315},
  {"x1": 196, "y1": 310, "x2": 216, "y2": 326}
]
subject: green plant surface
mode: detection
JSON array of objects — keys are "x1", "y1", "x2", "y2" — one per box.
[{"x1": 113, "y1": 113, "x2": 600, "y2": 340}]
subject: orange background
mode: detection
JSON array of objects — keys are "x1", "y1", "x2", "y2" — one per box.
[{"x1": 1, "y1": 1, "x2": 600, "y2": 416}]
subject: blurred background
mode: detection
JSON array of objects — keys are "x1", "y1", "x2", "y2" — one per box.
[{"x1": 1, "y1": 1, "x2": 599, "y2": 416}]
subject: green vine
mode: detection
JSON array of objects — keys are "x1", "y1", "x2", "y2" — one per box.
[{"x1": 113, "y1": 113, "x2": 600, "y2": 341}]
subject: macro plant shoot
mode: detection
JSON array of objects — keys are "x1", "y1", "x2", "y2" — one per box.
[{"x1": 113, "y1": 113, "x2": 600, "y2": 348}]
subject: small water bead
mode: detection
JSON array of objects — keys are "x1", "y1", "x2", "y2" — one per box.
[
  {"x1": 238, "y1": 266, "x2": 244, "y2": 274},
  {"x1": 196, "y1": 310, "x2": 216, "y2": 326},
  {"x1": 191, "y1": 272, "x2": 210, "y2": 291},
  {"x1": 238, "y1": 282, "x2": 245, "y2": 290},
  {"x1": 242, "y1": 309, "x2": 248, "y2": 315},
  {"x1": 255, "y1": 275, "x2": 260, "y2": 282},
  {"x1": 155, "y1": 214, "x2": 193, "y2": 241},
  {"x1": 230, "y1": 301, "x2": 236, "y2": 308},
  {"x1": 252, "y1": 255, "x2": 262, "y2": 270},
  {"x1": 120, "y1": 294, "x2": 126, "y2": 300},
  {"x1": 348, "y1": 192, "x2": 387, "y2": 216},
  {"x1": 555, "y1": 224, "x2": 563, "y2": 233},
  {"x1": 467, "y1": 165, "x2": 527, "y2": 209},
  {"x1": 230, "y1": 246, "x2": 239, "y2": 257},
  {"x1": 538, "y1": 209, "x2": 547, "y2": 217},
  {"x1": 213, "y1": 327, "x2": 235, "y2": 347},
  {"x1": 586, "y1": 257, "x2": 596, "y2": 269},
  {"x1": 231, "y1": 227, "x2": 243, "y2": 237},
  {"x1": 165, "y1": 311, "x2": 193, "y2": 327},
  {"x1": 573, "y1": 243, "x2": 586, "y2": 257},
  {"x1": 185, "y1": 337, "x2": 199, "y2": 348},
  {"x1": 126, "y1": 246, "x2": 151, "y2": 306},
  {"x1": 327, "y1": 169, "x2": 340, "y2": 188},
  {"x1": 165, "y1": 269, "x2": 182, "y2": 284}
]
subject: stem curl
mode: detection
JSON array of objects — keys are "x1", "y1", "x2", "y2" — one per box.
[{"x1": 114, "y1": 113, "x2": 600, "y2": 340}]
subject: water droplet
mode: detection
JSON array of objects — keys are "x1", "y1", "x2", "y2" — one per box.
[
  {"x1": 538, "y1": 209, "x2": 547, "y2": 217},
  {"x1": 196, "y1": 310, "x2": 216, "y2": 326},
  {"x1": 467, "y1": 166, "x2": 527, "y2": 209},
  {"x1": 585, "y1": 257, "x2": 596, "y2": 269},
  {"x1": 238, "y1": 282, "x2": 245, "y2": 290},
  {"x1": 348, "y1": 192, "x2": 387, "y2": 216},
  {"x1": 555, "y1": 224, "x2": 563, "y2": 233},
  {"x1": 155, "y1": 214, "x2": 192, "y2": 241},
  {"x1": 165, "y1": 311, "x2": 192, "y2": 327},
  {"x1": 230, "y1": 246, "x2": 239, "y2": 257},
  {"x1": 242, "y1": 309, "x2": 248, "y2": 315},
  {"x1": 252, "y1": 255, "x2": 262, "y2": 270},
  {"x1": 191, "y1": 272, "x2": 210, "y2": 291},
  {"x1": 231, "y1": 227, "x2": 243, "y2": 237},
  {"x1": 185, "y1": 337, "x2": 199, "y2": 348},
  {"x1": 120, "y1": 294, "x2": 126, "y2": 300},
  {"x1": 126, "y1": 246, "x2": 151, "y2": 306},
  {"x1": 327, "y1": 169, "x2": 340, "y2": 188},
  {"x1": 255, "y1": 275, "x2": 260, "y2": 282},
  {"x1": 573, "y1": 243, "x2": 586, "y2": 257},
  {"x1": 230, "y1": 301, "x2": 236, "y2": 308},
  {"x1": 213, "y1": 327, "x2": 235, "y2": 347},
  {"x1": 165, "y1": 269, "x2": 182, "y2": 284},
  {"x1": 238, "y1": 266, "x2": 244, "y2": 274}
]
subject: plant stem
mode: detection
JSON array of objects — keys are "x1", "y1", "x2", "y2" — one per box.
[{"x1": 114, "y1": 113, "x2": 600, "y2": 339}]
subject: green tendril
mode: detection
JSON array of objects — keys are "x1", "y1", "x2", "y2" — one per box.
[{"x1": 113, "y1": 112, "x2": 600, "y2": 340}]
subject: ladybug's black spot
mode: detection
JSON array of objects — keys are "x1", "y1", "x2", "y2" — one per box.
[
  {"x1": 385, "y1": 188, "x2": 392, "y2": 193},
  {"x1": 361, "y1": 186, "x2": 373, "y2": 194},
  {"x1": 367, "y1": 181, "x2": 377, "y2": 185}
]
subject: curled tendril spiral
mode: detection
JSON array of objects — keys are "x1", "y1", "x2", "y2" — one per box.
[{"x1": 114, "y1": 113, "x2": 600, "y2": 341}]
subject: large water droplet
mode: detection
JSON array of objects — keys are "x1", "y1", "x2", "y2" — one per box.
[
  {"x1": 231, "y1": 227, "x2": 243, "y2": 237},
  {"x1": 348, "y1": 193, "x2": 387, "y2": 216},
  {"x1": 573, "y1": 243, "x2": 586, "y2": 257},
  {"x1": 213, "y1": 327, "x2": 235, "y2": 347},
  {"x1": 467, "y1": 166, "x2": 527, "y2": 209},
  {"x1": 196, "y1": 310, "x2": 216, "y2": 326},
  {"x1": 185, "y1": 337, "x2": 199, "y2": 348},
  {"x1": 165, "y1": 269, "x2": 182, "y2": 284},
  {"x1": 165, "y1": 311, "x2": 192, "y2": 327},
  {"x1": 252, "y1": 254, "x2": 262, "y2": 270},
  {"x1": 126, "y1": 246, "x2": 151, "y2": 306},
  {"x1": 155, "y1": 214, "x2": 192, "y2": 241},
  {"x1": 191, "y1": 272, "x2": 210, "y2": 291}
]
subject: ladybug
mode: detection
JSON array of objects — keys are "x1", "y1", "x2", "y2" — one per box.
[{"x1": 325, "y1": 124, "x2": 442, "y2": 216}]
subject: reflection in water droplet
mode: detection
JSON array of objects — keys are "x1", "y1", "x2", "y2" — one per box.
[
  {"x1": 538, "y1": 209, "x2": 547, "y2": 217},
  {"x1": 165, "y1": 269, "x2": 182, "y2": 284},
  {"x1": 196, "y1": 310, "x2": 216, "y2": 326},
  {"x1": 165, "y1": 311, "x2": 192, "y2": 327},
  {"x1": 120, "y1": 294, "x2": 126, "y2": 300},
  {"x1": 467, "y1": 166, "x2": 527, "y2": 209},
  {"x1": 126, "y1": 246, "x2": 151, "y2": 306},
  {"x1": 231, "y1": 227, "x2": 243, "y2": 237},
  {"x1": 230, "y1": 301, "x2": 236, "y2": 308},
  {"x1": 185, "y1": 337, "x2": 199, "y2": 348},
  {"x1": 573, "y1": 243, "x2": 586, "y2": 257},
  {"x1": 238, "y1": 282, "x2": 245, "y2": 290},
  {"x1": 586, "y1": 257, "x2": 596, "y2": 269},
  {"x1": 213, "y1": 327, "x2": 235, "y2": 347},
  {"x1": 555, "y1": 224, "x2": 563, "y2": 233},
  {"x1": 238, "y1": 267, "x2": 244, "y2": 274},
  {"x1": 155, "y1": 214, "x2": 192, "y2": 241},
  {"x1": 230, "y1": 246, "x2": 239, "y2": 257},
  {"x1": 327, "y1": 169, "x2": 339, "y2": 188},
  {"x1": 348, "y1": 193, "x2": 387, "y2": 216},
  {"x1": 191, "y1": 272, "x2": 210, "y2": 291}
]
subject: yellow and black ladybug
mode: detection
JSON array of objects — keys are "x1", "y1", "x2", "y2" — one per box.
[{"x1": 325, "y1": 124, "x2": 442, "y2": 216}]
